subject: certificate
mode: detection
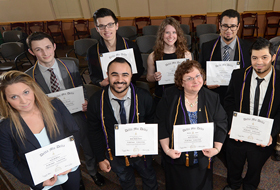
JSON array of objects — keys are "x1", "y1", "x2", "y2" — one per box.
[
  {"x1": 25, "y1": 136, "x2": 80, "y2": 185},
  {"x1": 156, "y1": 58, "x2": 187, "y2": 85},
  {"x1": 115, "y1": 123, "x2": 158, "y2": 156},
  {"x1": 206, "y1": 61, "x2": 240, "y2": 85},
  {"x1": 99, "y1": 48, "x2": 138, "y2": 78},
  {"x1": 174, "y1": 123, "x2": 214, "y2": 152},
  {"x1": 230, "y1": 112, "x2": 273, "y2": 145},
  {"x1": 47, "y1": 86, "x2": 84, "y2": 114}
]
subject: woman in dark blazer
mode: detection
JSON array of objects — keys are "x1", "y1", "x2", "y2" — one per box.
[
  {"x1": 156, "y1": 60, "x2": 227, "y2": 190},
  {"x1": 0, "y1": 71, "x2": 81, "y2": 190}
]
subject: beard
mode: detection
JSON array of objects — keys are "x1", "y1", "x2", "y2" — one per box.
[
  {"x1": 223, "y1": 36, "x2": 233, "y2": 42},
  {"x1": 110, "y1": 81, "x2": 130, "y2": 94}
]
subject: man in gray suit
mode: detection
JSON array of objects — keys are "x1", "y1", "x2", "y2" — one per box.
[{"x1": 25, "y1": 32, "x2": 105, "y2": 188}]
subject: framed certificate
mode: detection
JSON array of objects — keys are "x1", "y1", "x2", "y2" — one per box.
[
  {"x1": 156, "y1": 58, "x2": 187, "y2": 85},
  {"x1": 25, "y1": 136, "x2": 80, "y2": 185},
  {"x1": 115, "y1": 123, "x2": 158, "y2": 156},
  {"x1": 174, "y1": 123, "x2": 214, "y2": 152},
  {"x1": 99, "y1": 48, "x2": 138, "y2": 78},
  {"x1": 47, "y1": 86, "x2": 84, "y2": 114},
  {"x1": 230, "y1": 112, "x2": 273, "y2": 145},
  {"x1": 206, "y1": 61, "x2": 240, "y2": 85}
]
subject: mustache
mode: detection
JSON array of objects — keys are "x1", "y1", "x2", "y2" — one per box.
[{"x1": 113, "y1": 82, "x2": 127, "y2": 85}]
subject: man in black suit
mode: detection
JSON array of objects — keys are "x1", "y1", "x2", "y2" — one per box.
[
  {"x1": 223, "y1": 37, "x2": 280, "y2": 190},
  {"x1": 199, "y1": 9, "x2": 251, "y2": 105}
]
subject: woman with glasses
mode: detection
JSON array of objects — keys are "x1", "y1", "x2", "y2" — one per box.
[
  {"x1": 156, "y1": 60, "x2": 227, "y2": 190},
  {"x1": 146, "y1": 17, "x2": 192, "y2": 105}
]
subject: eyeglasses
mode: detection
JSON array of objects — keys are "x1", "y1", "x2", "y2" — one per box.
[
  {"x1": 97, "y1": 22, "x2": 116, "y2": 30},
  {"x1": 221, "y1": 24, "x2": 238, "y2": 31},
  {"x1": 182, "y1": 74, "x2": 202, "y2": 82}
]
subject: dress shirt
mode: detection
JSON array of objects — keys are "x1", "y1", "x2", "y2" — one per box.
[
  {"x1": 220, "y1": 37, "x2": 237, "y2": 61},
  {"x1": 249, "y1": 67, "x2": 272, "y2": 115},
  {"x1": 108, "y1": 87, "x2": 131, "y2": 124}
]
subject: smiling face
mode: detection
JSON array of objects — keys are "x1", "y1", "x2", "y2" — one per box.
[
  {"x1": 251, "y1": 48, "x2": 276, "y2": 78},
  {"x1": 5, "y1": 82, "x2": 36, "y2": 115},
  {"x1": 163, "y1": 24, "x2": 177, "y2": 47},
  {"x1": 219, "y1": 16, "x2": 240, "y2": 44},
  {"x1": 28, "y1": 38, "x2": 56, "y2": 67},
  {"x1": 182, "y1": 68, "x2": 203, "y2": 95},
  {"x1": 107, "y1": 62, "x2": 132, "y2": 99},
  {"x1": 96, "y1": 16, "x2": 118, "y2": 43}
]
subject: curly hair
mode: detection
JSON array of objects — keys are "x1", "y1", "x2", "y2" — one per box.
[
  {"x1": 174, "y1": 60, "x2": 205, "y2": 90},
  {"x1": 153, "y1": 17, "x2": 188, "y2": 61}
]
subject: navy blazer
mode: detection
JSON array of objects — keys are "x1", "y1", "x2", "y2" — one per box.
[{"x1": 0, "y1": 99, "x2": 80, "y2": 190}]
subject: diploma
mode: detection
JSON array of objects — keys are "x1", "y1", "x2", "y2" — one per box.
[
  {"x1": 115, "y1": 123, "x2": 158, "y2": 156},
  {"x1": 174, "y1": 123, "x2": 214, "y2": 152},
  {"x1": 206, "y1": 61, "x2": 240, "y2": 85},
  {"x1": 156, "y1": 58, "x2": 187, "y2": 85},
  {"x1": 230, "y1": 112, "x2": 273, "y2": 145},
  {"x1": 25, "y1": 136, "x2": 80, "y2": 185},
  {"x1": 99, "y1": 48, "x2": 138, "y2": 78},
  {"x1": 47, "y1": 86, "x2": 84, "y2": 114}
]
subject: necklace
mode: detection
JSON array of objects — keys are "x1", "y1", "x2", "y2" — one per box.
[{"x1": 185, "y1": 96, "x2": 198, "y2": 107}]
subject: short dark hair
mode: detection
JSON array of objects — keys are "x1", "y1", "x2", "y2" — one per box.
[
  {"x1": 220, "y1": 9, "x2": 240, "y2": 24},
  {"x1": 107, "y1": 57, "x2": 132, "y2": 73},
  {"x1": 27, "y1": 32, "x2": 54, "y2": 51},
  {"x1": 250, "y1": 37, "x2": 275, "y2": 56},
  {"x1": 93, "y1": 8, "x2": 118, "y2": 25}
]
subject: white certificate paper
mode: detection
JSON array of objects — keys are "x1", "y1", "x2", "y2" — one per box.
[
  {"x1": 206, "y1": 61, "x2": 240, "y2": 85},
  {"x1": 115, "y1": 123, "x2": 158, "y2": 156},
  {"x1": 100, "y1": 48, "x2": 138, "y2": 78},
  {"x1": 230, "y1": 112, "x2": 273, "y2": 145},
  {"x1": 47, "y1": 86, "x2": 84, "y2": 114},
  {"x1": 174, "y1": 123, "x2": 214, "y2": 152},
  {"x1": 25, "y1": 136, "x2": 80, "y2": 185},
  {"x1": 156, "y1": 58, "x2": 187, "y2": 85}
]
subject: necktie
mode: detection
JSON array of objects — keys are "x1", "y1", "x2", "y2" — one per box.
[
  {"x1": 47, "y1": 68, "x2": 60, "y2": 92},
  {"x1": 114, "y1": 99, "x2": 127, "y2": 124},
  {"x1": 253, "y1": 77, "x2": 264, "y2": 116},
  {"x1": 223, "y1": 45, "x2": 230, "y2": 61}
]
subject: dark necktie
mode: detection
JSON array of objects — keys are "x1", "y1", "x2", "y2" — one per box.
[
  {"x1": 253, "y1": 77, "x2": 265, "y2": 116},
  {"x1": 114, "y1": 99, "x2": 127, "y2": 124},
  {"x1": 223, "y1": 45, "x2": 230, "y2": 61},
  {"x1": 47, "y1": 68, "x2": 60, "y2": 92}
]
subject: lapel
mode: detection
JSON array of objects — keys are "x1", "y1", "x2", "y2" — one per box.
[
  {"x1": 20, "y1": 117, "x2": 41, "y2": 149},
  {"x1": 197, "y1": 88, "x2": 208, "y2": 123},
  {"x1": 240, "y1": 68, "x2": 252, "y2": 114},
  {"x1": 104, "y1": 87, "x2": 118, "y2": 124},
  {"x1": 57, "y1": 59, "x2": 72, "y2": 89},
  {"x1": 33, "y1": 63, "x2": 51, "y2": 94},
  {"x1": 212, "y1": 39, "x2": 222, "y2": 61},
  {"x1": 128, "y1": 85, "x2": 135, "y2": 123}
]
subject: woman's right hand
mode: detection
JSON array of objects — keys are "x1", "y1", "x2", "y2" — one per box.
[
  {"x1": 165, "y1": 149, "x2": 181, "y2": 159},
  {"x1": 43, "y1": 175, "x2": 57, "y2": 187},
  {"x1": 154, "y1": 72, "x2": 162, "y2": 81}
]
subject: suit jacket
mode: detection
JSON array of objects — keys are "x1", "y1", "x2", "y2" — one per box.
[
  {"x1": 0, "y1": 99, "x2": 80, "y2": 190},
  {"x1": 199, "y1": 37, "x2": 251, "y2": 105},
  {"x1": 87, "y1": 85, "x2": 155, "y2": 162},
  {"x1": 25, "y1": 58, "x2": 87, "y2": 100},
  {"x1": 224, "y1": 67, "x2": 280, "y2": 138},
  {"x1": 156, "y1": 86, "x2": 227, "y2": 168},
  {"x1": 87, "y1": 34, "x2": 144, "y2": 86}
]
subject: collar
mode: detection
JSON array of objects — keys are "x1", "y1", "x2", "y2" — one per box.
[
  {"x1": 252, "y1": 66, "x2": 273, "y2": 81},
  {"x1": 221, "y1": 36, "x2": 237, "y2": 50},
  {"x1": 108, "y1": 86, "x2": 131, "y2": 101},
  {"x1": 37, "y1": 59, "x2": 58, "y2": 73}
]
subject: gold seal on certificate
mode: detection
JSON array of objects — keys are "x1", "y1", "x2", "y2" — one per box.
[
  {"x1": 25, "y1": 136, "x2": 80, "y2": 185},
  {"x1": 206, "y1": 61, "x2": 240, "y2": 86},
  {"x1": 230, "y1": 112, "x2": 274, "y2": 145},
  {"x1": 174, "y1": 123, "x2": 214, "y2": 152},
  {"x1": 115, "y1": 123, "x2": 158, "y2": 156}
]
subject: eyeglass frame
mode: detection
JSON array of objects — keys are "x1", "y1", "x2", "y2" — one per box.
[
  {"x1": 182, "y1": 74, "x2": 203, "y2": 82},
  {"x1": 96, "y1": 22, "x2": 116, "y2": 30},
  {"x1": 220, "y1": 24, "x2": 239, "y2": 31}
]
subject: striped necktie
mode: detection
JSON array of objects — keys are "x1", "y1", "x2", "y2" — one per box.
[
  {"x1": 47, "y1": 68, "x2": 60, "y2": 92},
  {"x1": 223, "y1": 45, "x2": 230, "y2": 61}
]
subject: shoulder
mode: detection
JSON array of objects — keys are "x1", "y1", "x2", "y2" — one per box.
[
  {"x1": 163, "y1": 86, "x2": 181, "y2": 98},
  {"x1": 200, "y1": 87, "x2": 219, "y2": 100},
  {"x1": 88, "y1": 88, "x2": 104, "y2": 105},
  {"x1": 25, "y1": 66, "x2": 35, "y2": 76},
  {"x1": 134, "y1": 85, "x2": 151, "y2": 97},
  {"x1": 57, "y1": 58, "x2": 75, "y2": 67},
  {"x1": 202, "y1": 38, "x2": 218, "y2": 49},
  {"x1": 0, "y1": 118, "x2": 12, "y2": 133},
  {"x1": 88, "y1": 42, "x2": 98, "y2": 53},
  {"x1": 238, "y1": 38, "x2": 250, "y2": 49}
]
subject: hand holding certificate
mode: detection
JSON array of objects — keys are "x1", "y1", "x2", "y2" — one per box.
[{"x1": 230, "y1": 112, "x2": 274, "y2": 145}]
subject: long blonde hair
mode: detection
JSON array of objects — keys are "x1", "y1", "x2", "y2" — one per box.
[
  {"x1": 0, "y1": 71, "x2": 59, "y2": 143},
  {"x1": 154, "y1": 17, "x2": 188, "y2": 61}
]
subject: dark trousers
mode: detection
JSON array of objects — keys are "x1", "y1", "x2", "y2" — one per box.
[
  {"x1": 226, "y1": 139, "x2": 274, "y2": 190},
  {"x1": 110, "y1": 156, "x2": 158, "y2": 190},
  {"x1": 49, "y1": 168, "x2": 81, "y2": 190}
]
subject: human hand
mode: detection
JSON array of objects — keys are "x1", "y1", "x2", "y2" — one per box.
[
  {"x1": 130, "y1": 154, "x2": 143, "y2": 158},
  {"x1": 100, "y1": 78, "x2": 109, "y2": 87},
  {"x1": 99, "y1": 159, "x2": 111, "y2": 172},
  {"x1": 154, "y1": 72, "x2": 162, "y2": 81},
  {"x1": 165, "y1": 149, "x2": 181, "y2": 159},
  {"x1": 206, "y1": 84, "x2": 220, "y2": 89},
  {"x1": 256, "y1": 136, "x2": 272, "y2": 147},
  {"x1": 82, "y1": 100, "x2": 88, "y2": 112},
  {"x1": 58, "y1": 169, "x2": 71, "y2": 176},
  {"x1": 43, "y1": 175, "x2": 57, "y2": 187},
  {"x1": 228, "y1": 129, "x2": 243, "y2": 142},
  {"x1": 202, "y1": 148, "x2": 219, "y2": 158}
]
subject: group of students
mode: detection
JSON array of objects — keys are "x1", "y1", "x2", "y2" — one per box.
[{"x1": 0, "y1": 6, "x2": 279, "y2": 190}]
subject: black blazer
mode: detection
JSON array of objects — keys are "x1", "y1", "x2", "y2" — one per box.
[
  {"x1": 0, "y1": 99, "x2": 80, "y2": 190},
  {"x1": 156, "y1": 86, "x2": 227, "y2": 169},
  {"x1": 224, "y1": 67, "x2": 280, "y2": 138}
]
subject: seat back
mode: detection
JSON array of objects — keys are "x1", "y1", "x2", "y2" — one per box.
[
  {"x1": 136, "y1": 81, "x2": 150, "y2": 92},
  {"x1": 1, "y1": 42, "x2": 25, "y2": 60},
  {"x1": 141, "y1": 53, "x2": 149, "y2": 72},
  {"x1": 117, "y1": 26, "x2": 137, "y2": 40},
  {"x1": 90, "y1": 28, "x2": 101, "y2": 40},
  {"x1": 136, "y1": 35, "x2": 156, "y2": 53},
  {"x1": 3, "y1": 30, "x2": 23, "y2": 42},
  {"x1": 142, "y1": 25, "x2": 159, "y2": 36},
  {"x1": 184, "y1": 34, "x2": 192, "y2": 50},
  {"x1": 180, "y1": 24, "x2": 190, "y2": 35},
  {"x1": 269, "y1": 36, "x2": 280, "y2": 46},
  {"x1": 10, "y1": 22, "x2": 27, "y2": 33},
  {"x1": 59, "y1": 57, "x2": 79, "y2": 68},
  {"x1": 196, "y1": 24, "x2": 217, "y2": 37},
  {"x1": 84, "y1": 84, "x2": 102, "y2": 99},
  {"x1": 28, "y1": 22, "x2": 45, "y2": 34},
  {"x1": 74, "y1": 38, "x2": 98, "y2": 57},
  {"x1": 199, "y1": 33, "x2": 219, "y2": 50}
]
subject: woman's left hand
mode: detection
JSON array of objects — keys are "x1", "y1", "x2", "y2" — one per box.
[
  {"x1": 202, "y1": 148, "x2": 219, "y2": 158},
  {"x1": 58, "y1": 169, "x2": 71, "y2": 176}
]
